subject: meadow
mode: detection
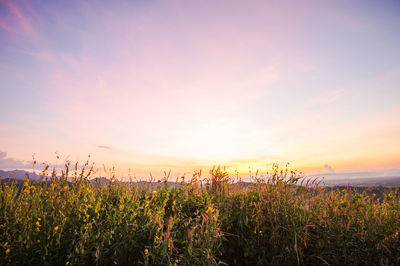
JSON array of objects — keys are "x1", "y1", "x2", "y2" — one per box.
[{"x1": 1, "y1": 163, "x2": 399, "y2": 265}]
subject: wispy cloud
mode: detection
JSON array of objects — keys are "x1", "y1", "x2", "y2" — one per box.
[
  {"x1": 97, "y1": 145, "x2": 112, "y2": 150},
  {"x1": 1, "y1": 0, "x2": 40, "y2": 41},
  {"x1": 324, "y1": 164, "x2": 335, "y2": 172},
  {"x1": 0, "y1": 151, "x2": 32, "y2": 170}
]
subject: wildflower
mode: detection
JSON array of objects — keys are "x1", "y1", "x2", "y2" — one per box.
[
  {"x1": 87, "y1": 204, "x2": 92, "y2": 208},
  {"x1": 36, "y1": 221, "x2": 40, "y2": 227},
  {"x1": 4, "y1": 242, "x2": 8, "y2": 247},
  {"x1": 37, "y1": 240, "x2": 40, "y2": 243},
  {"x1": 144, "y1": 249, "x2": 148, "y2": 255},
  {"x1": 5, "y1": 248, "x2": 10, "y2": 255},
  {"x1": 65, "y1": 261, "x2": 70, "y2": 265},
  {"x1": 54, "y1": 226, "x2": 59, "y2": 232}
]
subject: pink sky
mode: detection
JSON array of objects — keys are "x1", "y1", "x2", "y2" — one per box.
[{"x1": 1, "y1": 0, "x2": 400, "y2": 179}]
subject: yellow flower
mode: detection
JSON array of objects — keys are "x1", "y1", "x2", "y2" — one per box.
[
  {"x1": 54, "y1": 226, "x2": 59, "y2": 232},
  {"x1": 151, "y1": 191, "x2": 157, "y2": 199},
  {"x1": 65, "y1": 261, "x2": 70, "y2": 265},
  {"x1": 87, "y1": 204, "x2": 92, "y2": 208},
  {"x1": 36, "y1": 221, "x2": 40, "y2": 227},
  {"x1": 4, "y1": 242, "x2": 8, "y2": 247},
  {"x1": 5, "y1": 248, "x2": 10, "y2": 255},
  {"x1": 144, "y1": 249, "x2": 148, "y2": 255},
  {"x1": 37, "y1": 240, "x2": 40, "y2": 243}
]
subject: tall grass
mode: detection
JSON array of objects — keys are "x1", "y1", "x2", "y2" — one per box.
[{"x1": 1, "y1": 164, "x2": 399, "y2": 265}]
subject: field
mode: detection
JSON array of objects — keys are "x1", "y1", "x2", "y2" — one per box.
[{"x1": 1, "y1": 164, "x2": 400, "y2": 265}]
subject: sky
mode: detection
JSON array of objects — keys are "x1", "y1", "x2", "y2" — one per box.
[{"x1": 1, "y1": 0, "x2": 400, "y2": 180}]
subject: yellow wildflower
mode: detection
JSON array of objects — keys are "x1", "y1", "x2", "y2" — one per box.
[
  {"x1": 54, "y1": 226, "x2": 59, "y2": 232},
  {"x1": 36, "y1": 221, "x2": 40, "y2": 227},
  {"x1": 65, "y1": 261, "x2": 70, "y2": 265},
  {"x1": 144, "y1": 249, "x2": 148, "y2": 255},
  {"x1": 5, "y1": 248, "x2": 10, "y2": 255},
  {"x1": 152, "y1": 191, "x2": 157, "y2": 199}
]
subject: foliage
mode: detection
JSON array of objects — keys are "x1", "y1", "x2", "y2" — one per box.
[{"x1": 1, "y1": 164, "x2": 399, "y2": 265}]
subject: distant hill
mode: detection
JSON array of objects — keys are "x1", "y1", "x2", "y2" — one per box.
[
  {"x1": 2, "y1": 169, "x2": 400, "y2": 187},
  {"x1": 323, "y1": 176, "x2": 400, "y2": 187},
  {"x1": 0, "y1": 169, "x2": 40, "y2": 181}
]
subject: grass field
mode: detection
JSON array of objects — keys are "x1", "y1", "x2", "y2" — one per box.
[{"x1": 1, "y1": 163, "x2": 400, "y2": 265}]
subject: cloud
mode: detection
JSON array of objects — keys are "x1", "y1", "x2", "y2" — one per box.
[
  {"x1": 1, "y1": 0, "x2": 40, "y2": 41},
  {"x1": 0, "y1": 151, "x2": 32, "y2": 170},
  {"x1": 324, "y1": 164, "x2": 335, "y2": 172},
  {"x1": 0, "y1": 150, "x2": 100, "y2": 173},
  {"x1": 97, "y1": 145, "x2": 112, "y2": 150}
]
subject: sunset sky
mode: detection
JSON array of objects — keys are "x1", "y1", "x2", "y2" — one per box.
[{"x1": 1, "y1": 0, "x2": 400, "y2": 179}]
